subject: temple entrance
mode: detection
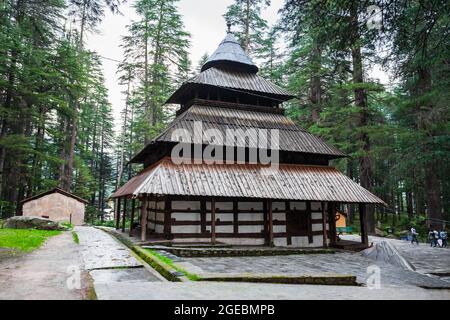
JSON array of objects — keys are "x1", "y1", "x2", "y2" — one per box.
[
  {"x1": 286, "y1": 209, "x2": 311, "y2": 245},
  {"x1": 286, "y1": 210, "x2": 308, "y2": 236}
]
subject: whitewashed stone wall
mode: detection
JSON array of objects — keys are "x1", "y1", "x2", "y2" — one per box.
[
  {"x1": 148, "y1": 199, "x2": 329, "y2": 248},
  {"x1": 147, "y1": 200, "x2": 165, "y2": 233},
  {"x1": 22, "y1": 193, "x2": 85, "y2": 225},
  {"x1": 272, "y1": 201, "x2": 287, "y2": 246}
]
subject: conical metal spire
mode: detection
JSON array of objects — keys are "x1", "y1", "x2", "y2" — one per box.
[{"x1": 201, "y1": 30, "x2": 258, "y2": 73}]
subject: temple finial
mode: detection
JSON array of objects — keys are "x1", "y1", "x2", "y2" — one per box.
[{"x1": 227, "y1": 21, "x2": 232, "y2": 33}]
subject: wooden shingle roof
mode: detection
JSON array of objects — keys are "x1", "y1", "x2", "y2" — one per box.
[
  {"x1": 112, "y1": 157, "x2": 385, "y2": 204},
  {"x1": 167, "y1": 67, "x2": 294, "y2": 104},
  {"x1": 130, "y1": 103, "x2": 346, "y2": 163},
  {"x1": 201, "y1": 33, "x2": 258, "y2": 73}
]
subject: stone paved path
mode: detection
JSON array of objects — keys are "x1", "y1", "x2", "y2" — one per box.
[
  {"x1": 76, "y1": 226, "x2": 142, "y2": 270},
  {"x1": 178, "y1": 252, "x2": 450, "y2": 288},
  {"x1": 0, "y1": 227, "x2": 162, "y2": 300},
  {"x1": 94, "y1": 281, "x2": 450, "y2": 300},
  {"x1": 75, "y1": 227, "x2": 163, "y2": 297},
  {"x1": 341, "y1": 235, "x2": 450, "y2": 275}
]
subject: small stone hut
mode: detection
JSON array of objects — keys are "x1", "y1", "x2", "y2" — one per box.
[{"x1": 20, "y1": 188, "x2": 88, "y2": 226}]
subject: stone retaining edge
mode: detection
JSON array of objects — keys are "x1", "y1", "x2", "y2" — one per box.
[
  {"x1": 96, "y1": 227, "x2": 357, "y2": 286},
  {"x1": 198, "y1": 274, "x2": 359, "y2": 286},
  {"x1": 96, "y1": 227, "x2": 184, "y2": 282},
  {"x1": 142, "y1": 247, "x2": 336, "y2": 258}
]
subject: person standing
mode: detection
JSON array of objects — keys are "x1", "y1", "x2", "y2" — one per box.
[
  {"x1": 433, "y1": 229, "x2": 440, "y2": 247},
  {"x1": 410, "y1": 227, "x2": 419, "y2": 245},
  {"x1": 428, "y1": 229, "x2": 436, "y2": 247},
  {"x1": 440, "y1": 229, "x2": 448, "y2": 248}
]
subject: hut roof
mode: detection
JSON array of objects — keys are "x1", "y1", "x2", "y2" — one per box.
[
  {"x1": 130, "y1": 102, "x2": 346, "y2": 163},
  {"x1": 20, "y1": 188, "x2": 89, "y2": 204},
  {"x1": 202, "y1": 33, "x2": 258, "y2": 73},
  {"x1": 112, "y1": 157, "x2": 385, "y2": 204}
]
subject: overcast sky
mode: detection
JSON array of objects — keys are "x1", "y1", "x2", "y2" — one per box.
[{"x1": 85, "y1": 0, "x2": 388, "y2": 129}]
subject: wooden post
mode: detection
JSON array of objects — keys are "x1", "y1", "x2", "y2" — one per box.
[
  {"x1": 115, "y1": 198, "x2": 121, "y2": 230},
  {"x1": 211, "y1": 198, "x2": 216, "y2": 245},
  {"x1": 233, "y1": 201, "x2": 238, "y2": 235},
  {"x1": 268, "y1": 199, "x2": 274, "y2": 247},
  {"x1": 321, "y1": 202, "x2": 328, "y2": 248},
  {"x1": 359, "y1": 203, "x2": 369, "y2": 247},
  {"x1": 129, "y1": 199, "x2": 136, "y2": 237},
  {"x1": 140, "y1": 198, "x2": 147, "y2": 241},
  {"x1": 164, "y1": 197, "x2": 172, "y2": 240},
  {"x1": 327, "y1": 202, "x2": 337, "y2": 247},
  {"x1": 286, "y1": 201, "x2": 291, "y2": 245},
  {"x1": 306, "y1": 201, "x2": 313, "y2": 244},
  {"x1": 121, "y1": 198, "x2": 127, "y2": 232},
  {"x1": 200, "y1": 199, "x2": 206, "y2": 234},
  {"x1": 263, "y1": 200, "x2": 268, "y2": 245}
]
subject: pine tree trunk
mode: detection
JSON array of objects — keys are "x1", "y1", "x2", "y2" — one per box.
[
  {"x1": 143, "y1": 18, "x2": 150, "y2": 145},
  {"x1": 28, "y1": 106, "x2": 46, "y2": 197},
  {"x1": 424, "y1": 163, "x2": 442, "y2": 225},
  {"x1": 416, "y1": 68, "x2": 442, "y2": 225},
  {"x1": 309, "y1": 43, "x2": 322, "y2": 124},
  {"x1": 346, "y1": 159, "x2": 355, "y2": 224},
  {"x1": 406, "y1": 190, "x2": 414, "y2": 219},
  {"x1": 116, "y1": 76, "x2": 131, "y2": 190},
  {"x1": 150, "y1": 1, "x2": 164, "y2": 129},
  {"x1": 64, "y1": 116, "x2": 77, "y2": 192},
  {"x1": 63, "y1": 1, "x2": 87, "y2": 192},
  {"x1": 244, "y1": 0, "x2": 250, "y2": 53},
  {"x1": 350, "y1": 5, "x2": 375, "y2": 234}
]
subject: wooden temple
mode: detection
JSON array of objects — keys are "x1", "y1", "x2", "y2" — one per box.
[{"x1": 112, "y1": 30, "x2": 385, "y2": 248}]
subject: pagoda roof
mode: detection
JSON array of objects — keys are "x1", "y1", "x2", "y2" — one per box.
[
  {"x1": 112, "y1": 157, "x2": 385, "y2": 205},
  {"x1": 130, "y1": 102, "x2": 346, "y2": 163},
  {"x1": 167, "y1": 67, "x2": 295, "y2": 104},
  {"x1": 202, "y1": 33, "x2": 258, "y2": 73}
]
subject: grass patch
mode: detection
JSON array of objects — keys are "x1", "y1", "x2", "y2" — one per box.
[
  {"x1": 60, "y1": 221, "x2": 74, "y2": 231},
  {"x1": 0, "y1": 228, "x2": 61, "y2": 252},
  {"x1": 72, "y1": 231, "x2": 79, "y2": 244},
  {"x1": 145, "y1": 249, "x2": 200, "y2": 281}
]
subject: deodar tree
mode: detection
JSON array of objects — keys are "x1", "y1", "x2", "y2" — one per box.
[
  {"x1": 224, "y1": 0, "x2": 271, "y2": 54},
  {"x1": 115, "y1": 0, "x2": 190, "y2": 188},
  {"x1": 0, "y1": 0, "x2": 117, "y2": 220}
]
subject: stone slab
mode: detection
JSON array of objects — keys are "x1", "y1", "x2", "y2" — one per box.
[
  {"x1": 180, "y1": 253, "x2": 450, "y2": 288},
  {"x1": 94, "y1": 281, "x2": 450, "y2": 300},
  {"x1": 90, "y1": 267, "x2": 161, "y2": 284},
  {"x1": 75, "y1": 226, "x2": 142, "y2": 270}
]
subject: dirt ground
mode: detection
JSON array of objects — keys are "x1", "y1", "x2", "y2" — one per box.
[{"x1": 0, "y1": 231, "x2": 91, "y2": 300}]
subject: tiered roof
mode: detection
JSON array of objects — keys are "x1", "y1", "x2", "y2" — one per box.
[
  {"x1": 131, "y1": 101, "x2": 345, "y2": 163},
  {"x1": 112, "y1": 157, "x2": 384, "y2": 204},
  {"x1": 167, "y1": 67, "x2": 294, "y2": 104},
  {"x1": 202, "y1": 33, "x2": 259, "y2": 73},
  {"x1": 113, "y1": 30, "x2": 384, "y2": 205}
]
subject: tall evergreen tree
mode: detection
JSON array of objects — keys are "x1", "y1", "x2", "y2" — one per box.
[
  {"x1": 382, "y1": 0, "x2": 450, "y2": 223},
  {"x1": 116, "y1": 0, "x2": 190, "y2": 188},
  {"x1": 224, "y1": 0, "x2": 271, "y2": 54}
]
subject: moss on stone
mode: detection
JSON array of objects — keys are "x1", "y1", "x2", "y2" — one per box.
[
  {"x1": 164, "y1": 247, "x2": 335, "y2": 258},
  {"x1": 198, "y1": 274, "x2": 358, "y2": 286}
]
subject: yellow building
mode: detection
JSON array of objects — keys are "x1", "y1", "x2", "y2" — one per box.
[{"x1": 335, "y1": 209, "x2": 347, "y2": 228}]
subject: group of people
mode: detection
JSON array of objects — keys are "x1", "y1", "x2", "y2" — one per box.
[
  {"x1": 427, "y1": 228, "x2": 448, "y2": 248},
  {"x1": 410, "y1": 227, "x2": 448, "y2": 247}
]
